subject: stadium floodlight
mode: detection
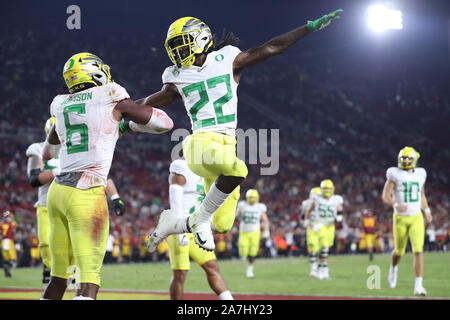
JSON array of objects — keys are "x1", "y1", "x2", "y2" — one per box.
[{"x1": 366, "y1": 4, "x2": 403, "y2": 32}]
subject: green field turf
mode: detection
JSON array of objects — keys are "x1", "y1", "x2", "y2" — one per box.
[{"x1": 1, "y1": 252, "x2": 449, "y2": 299}]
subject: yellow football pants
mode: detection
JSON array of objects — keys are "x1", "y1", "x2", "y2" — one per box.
[
  {"x1": 183, "y1": 131, "x2": 248, "y2": 233},
  {"x1": 393, "y1": 212, "x2": 424, "y2": 256},
  {"x1": 36, "y1": 206, "x2": 51, "y2": 269},
  {"x1": 238, "y1": 230, "x2": 261, "y2": 257},
  {"x1": 47, "y1": 182, "x2": 109, "y2": 286},
  {"x1": 167, "y1": 233, "x2": 216, "y2": 270}
]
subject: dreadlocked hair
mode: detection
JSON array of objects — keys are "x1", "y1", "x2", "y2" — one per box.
[{"x1": 208, "y1": 28, "x2": 240, "y2": 52}]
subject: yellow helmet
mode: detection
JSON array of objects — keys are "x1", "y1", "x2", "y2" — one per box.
[
  {"x1": 246, "y1": 189, "x2": 259, "y2": 205},
  {"x1": 63, "y1": 52, "x2": 112, "y2": 93},
  {"x1": 309, "y1": 187, "x2": 321, "y2": 198},
  {"x1": 44, "y1": 117, "x2": 55, "y2": 136},
  {"x1": 320, "y1": 179, "x2": 335, "y2": 198},
  {"x1": 165, "y1": 17, "x2": 213, "y2": 68},
  {"x1": 398, "y1": 146, "x2": 420, "y2": 170}
]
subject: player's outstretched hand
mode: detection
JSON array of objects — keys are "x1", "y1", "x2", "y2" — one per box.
[
  {"x1": 307, "y1": 9, "x2": 343, "y2": 32},
  {"x1": 113, "y1": 198, "x2": 126, "y2": 216}
]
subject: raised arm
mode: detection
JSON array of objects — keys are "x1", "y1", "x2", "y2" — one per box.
[
  {"x1": 232, "y1": 9, "x2": 342, "y2": 81},
  {"x1": 135, "y1": 83, "x2": 181, "y2": 107}
]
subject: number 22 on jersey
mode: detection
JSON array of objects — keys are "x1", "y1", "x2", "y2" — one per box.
[{"x1": 182, "y1": 74, "x2": 235, "y2": 130}]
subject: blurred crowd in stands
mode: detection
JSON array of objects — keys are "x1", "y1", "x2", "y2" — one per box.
[{"x1": 0, "y1": 28, "x2": 449, "y2": 268}]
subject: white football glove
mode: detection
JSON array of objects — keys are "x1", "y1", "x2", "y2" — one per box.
[
  {"x1": 262, "y1": 230, "x2": 270, "y2": 239},
  {"x1": 178, "y1": 234, "x2": 189, "y2": 246},
  {"x1": 335, "y1": 214, "x2": 343, "y2": 222}
]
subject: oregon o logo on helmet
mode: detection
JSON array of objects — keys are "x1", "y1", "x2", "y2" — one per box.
[{"x1": 215, "y1": 54, "x2": 224, "y2": 62}]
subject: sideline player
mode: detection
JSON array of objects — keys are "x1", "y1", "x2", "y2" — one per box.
[
  {"x1": 301, "y1": 187, "x2": 321, "y2": 277},
  {"x1": 236, "y1": 189, "x2": 269, "y2": 278},
  {"x1": 166, "y1": 158, "x2": 233, "y2": 300},
  {"x1": 142, "y1": 10, "x2": 343, "y2": 252},
  {"x1": 1, "y1": 211, "x2": 17, "y2": 277},
  {"x1": 361, "y1": 209, "x2": 376, "y2": 261},
  {"x1": 382, "y1": 146, "x2": 432, "y2": 296},
  {"x1": 305, "y1": 180, "x2": 343, "y2": 280},
  {"x1": 41, "y1": 52, "x2": 173, "y2": 300},
  {"x1": 27, "y1": 120, "x2": 126, "y2": 285}
]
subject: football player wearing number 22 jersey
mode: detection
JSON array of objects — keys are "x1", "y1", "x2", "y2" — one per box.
[{"x1": 137, "y1": 10, "x2": 343, "y2": 253}]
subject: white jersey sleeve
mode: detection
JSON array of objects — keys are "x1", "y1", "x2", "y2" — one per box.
[
  {"x1": 169, "y1": 159, "x2": 190, "y2": 178},
  {"x1": 386, "y1": 167, "x2": 398, "y2": 183},
  {"x1": 26, "y1": 143, "x2": 43, "y2": 158},
  {"x1": 109, "y1": 82, "x2": 130, "y2": 102},
  {"x1": 259, "y1": 203, "x2": 267, "y2": 213}
]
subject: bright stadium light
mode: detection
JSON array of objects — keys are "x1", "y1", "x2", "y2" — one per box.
[{"x1": 366, "y1": 4, "x2": 403, "y2": 32}]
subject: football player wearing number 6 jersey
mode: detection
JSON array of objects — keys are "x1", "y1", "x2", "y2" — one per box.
[
  {"x1": 305, "y1": 180, "x2": 344, "y2": 280},
  {"x1": 41, "y1": 52, "x2": 173, "y2": 300},
  {"x1": 236, "y1": 189, "x2": 269, "y2": 278},
  {"x1": 382, "y1": 146, "x2": 432, "y2": 296},
  {"x1": 166, "y1": 158, "x2": 233, "y2": 300},
  {"x1": 139, "y1": 10, "x2": 343, "y2": 253}
]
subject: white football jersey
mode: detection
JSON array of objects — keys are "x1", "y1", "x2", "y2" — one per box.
[
  {"x1": 26, "y1": 142, "x2": 60, "y2": 207},
  {"x1": 162, "y1": 45, "x2": 241, "y2": 137},
  {"x1": 50, "y1": 82, "x2": 129, "y2": 189},
  {"x1": 236, "y1": 201, "x2": 267, "y2": 233},
  {"x1": 169, "y1": 159, "x2": 205, "y2": 216},
  {"x1": 312, "y1": 194, "x2": 344, "y2": 225},
  {"x1": 386, "y1": 167, "x2": 427, "y2": 216}
]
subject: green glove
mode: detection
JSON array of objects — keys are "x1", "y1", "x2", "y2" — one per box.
[
  {"x1": 307, "y1": 9, "x2": 343, "y2": 32},
  {"x1": 119, "y1": 120, "x2": 128, "y2": 136}
]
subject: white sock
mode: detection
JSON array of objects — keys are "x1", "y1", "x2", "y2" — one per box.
[
  {"x1": 415, "y1": 277, "x2": 423, "y2": 287},
  {"x1": 390, "y1": 264, "x2": 398, "y2": 273},
  {"x1": 218, "y1": 290, "x2": 233, "y2": 300},
  {"x1": 197, "y1": 183, "x2": 230, "y2": 223},
  {"x1": 73, "y1": 295, "x2": 94, "y2": 300}
]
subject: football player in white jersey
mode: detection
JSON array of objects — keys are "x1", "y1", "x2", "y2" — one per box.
[
  {"x1": 236, "y1": 189, "x2": 269, "y2": 278},
  {"x1": 26, "y1": 118, "x2": 126, "y2": 286},
  {"x1": 166, "y1": 158, "x2": 233, "y2": 300},
  {"x1": 382, "y1": 146, "x2": 432, "y2": 296},
  {"x1": 301, "y1": 187, "x2": 321, "y2": 277},
  {"x1": 140, "y1": 10, "x2": 343, "y2": 253},
  {"x1": 41, "y1": 52, "x2": 173, "y2": 300},
  {"x1": 26, "y1": 117, "x2": 60, "y2": 285},
  {"x1": 305, "y1": 180, "x2": 343, "y2": 280}
]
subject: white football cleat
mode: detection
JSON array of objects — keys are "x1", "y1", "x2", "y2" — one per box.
[
  {"x1": 322, "y1": 267, "x2": 330, "y2": 280},
  {"x1": 317, "y1": 268, "x2": 324, "y2": 280},
  {"x1": 188, "y1": 211, "x2": 215, "y2": 251},
  {"x1": 146, "y1": 210, "x2": 181, "y2": 253},
  {"x1": 414, "y1": 285, "x2": 427, "y2": 297},
  {"x1": 309, "y1": 269, "x2": 318, "y2": 278},
  {"x1": 388, "y1": 267, "x2": 398, "y2": 289},
  {"x1": 246, "y1": 269, "x2": 254, "y2": 278}
]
